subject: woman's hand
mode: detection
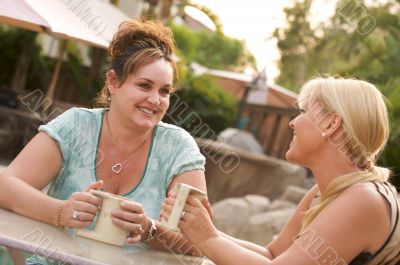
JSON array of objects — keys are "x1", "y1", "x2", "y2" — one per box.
[
  {"x1": 111, "y1": 200, "x2": 148, "y2": 244},
  {"x1": 159, "y1": 192, "x2": 176, "y2": 222},
  {"x1": 60, "y1": 180, "x2": 103, "y2": 228},
  {"x1": 179, "y1": 195, "x2": 219, "y2": 248},
  {"x1": 160, "y1": 192, "x2": 214, "y2": 222}
]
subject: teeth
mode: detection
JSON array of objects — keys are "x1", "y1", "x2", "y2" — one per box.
[{"x1": 139, "y1": 107, "x2": 155, "y2": 115}]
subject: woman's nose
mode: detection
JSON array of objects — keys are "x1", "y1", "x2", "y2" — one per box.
[{"x1": 147, "y1": 90, "x2": 160, "y2": 105}]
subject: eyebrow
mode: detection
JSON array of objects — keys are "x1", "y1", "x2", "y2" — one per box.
[{"x1": 137, "y1": 78, "x2": 172, "y2": 87}]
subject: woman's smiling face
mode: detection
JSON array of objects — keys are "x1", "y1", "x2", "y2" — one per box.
[
  {"x1": 109, "y1": 58, "x2": 174, "y2": 130},
  {"x1": 286, "y1": 96, "x2": 328, "y2": 166}
]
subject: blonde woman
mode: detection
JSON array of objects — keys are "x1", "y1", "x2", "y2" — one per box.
[{"x1": 163, "y1": 77, "x2": 400, "y2": 264}]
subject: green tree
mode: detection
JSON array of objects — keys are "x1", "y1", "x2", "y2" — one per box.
[
  {"x1": 273, "y1": 0, "x2": 314, "y2": 90},
  {"x1": 170, "y1": 23, "x2": 256, "y2": 72},
  {"x1": 275, "y1": 0, "x2": 400, "y2": 188},
  {"x1": 164, "y1": 74, "x2": 238, "y2": 136}
]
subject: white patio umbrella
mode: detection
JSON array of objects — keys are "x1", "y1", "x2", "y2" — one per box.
[
  {"x1": 0, "y1": 0, "x2": 48, "y2": 32},
  {"x1": 0, "y1": 0, "x2": 129, "y2": 100}
]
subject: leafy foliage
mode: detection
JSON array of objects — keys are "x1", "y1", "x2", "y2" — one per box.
[
  {"x1": 170, "y1": 23, "x2": 256, "y2": 72},
  {"x1": 168, "y1": 20, "x2": 252, "y2": 138},
  {"x1": 0, "y1": 26, "x2": 48, "y2": 90},
  {"x1": 274, "y1": 0, "x2": 400, "y2": 188},
  {"x1": 163, "y1": 74, "x2": 238, "y2": 137}
]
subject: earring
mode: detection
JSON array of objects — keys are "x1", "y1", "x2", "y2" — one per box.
[
  {"x1": 322, "y1": 132, "x2": 326, "y2": 137},
  {"x1": 107, "y1": 85, "x2": 111, "y2": 102}
]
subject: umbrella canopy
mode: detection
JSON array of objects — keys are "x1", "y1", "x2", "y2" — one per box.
[
  {"x1": 0, "y1": 0, "x2": 129, "y2": 99},
  {"x1": 0, "y1": 0, "x2": 48, "y2": 32},
  {"x1": 88, "y1": 0, "x2": 130, "y2": 42}
]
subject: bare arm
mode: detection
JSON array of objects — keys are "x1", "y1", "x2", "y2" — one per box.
[
  {"x1": 184, "y1": 184, "x2": 390, "y2": 265},
  {"x1": 266, "y1": 184, "x2": 319, "y2": 258},
  {"x1": 145, "y1": 170, "x2": 207, "y2": 255},
  {"x1": 219, "y1": 231, "x2": 274, "y2": 259},
  {"x1": 0, "y1": 132, "x2": 64, "y2": 224},
  {"x1": 0, "y1": 132, "x2": 102, "y2": 228}
]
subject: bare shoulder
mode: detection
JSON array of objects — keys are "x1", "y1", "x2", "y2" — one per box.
[
  {"x1": 307, "y1": 182, "x2": 391, "y2": 256},
  {"x1": 321, "y1": 183, "x2": 390, "y2": 228},
  {"x1": 3, "y1": 132, "x2": 62, "y2": 189},
  {"x1": 337, "y1": 182, "x2": 389, "y2": 212}
]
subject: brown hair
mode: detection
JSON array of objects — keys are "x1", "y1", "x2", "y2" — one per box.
[{"x1": 95, "y1": 19, "x2": 177, "y2": 107}]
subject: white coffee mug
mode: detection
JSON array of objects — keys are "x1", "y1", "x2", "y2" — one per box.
[
  {"x1": 76, "y1": 190, "x2": 130, "y2": 247},
  {"x1": 160, "y1": 183, "x2": 206, "y2": 232}
]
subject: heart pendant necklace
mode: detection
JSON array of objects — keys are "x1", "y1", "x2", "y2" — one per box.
[{"x1": 105, "y1": 112, "x2": 148, "y2": 174}]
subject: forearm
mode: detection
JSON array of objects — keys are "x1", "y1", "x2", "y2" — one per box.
[
  {"x1": 219, "y1": 231, "x2": 273, "y2": 259},
  {"x1": 199, "y1": 236, "x2": 272, "y2": 265},
  {"x1": 0, "y1": 175, "x2": 62, "y2": 226}
]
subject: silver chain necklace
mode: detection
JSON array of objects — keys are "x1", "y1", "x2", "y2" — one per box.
[{"x1": 105, "y1": 112, "x2": 148, "y2": 174}]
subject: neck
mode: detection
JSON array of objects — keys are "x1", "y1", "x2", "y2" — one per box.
[
  {"x1": 307, "y1": 149, "x2": 362, "y2": 194},
  {"x1": 106, "y1": 109, "x2": 152, "y2": 148}
]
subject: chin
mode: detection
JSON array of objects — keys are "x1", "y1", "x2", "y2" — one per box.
[
  {"x1": 285, "y1": 149, "x2": 296, "y2": 163},
  {"x1": 133, "y1": 115, "x2": 159, "y2": 128}
]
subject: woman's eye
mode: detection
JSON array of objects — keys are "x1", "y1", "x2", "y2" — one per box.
[
  {"x1": 299, "y1": 108, "x2": 306, "y2": 114},
  {"x1": 138, "y1": 83, "x2": 151, "y2": 89},
  {"x1": 159, "y1": 88, "x2": 171, "y2": 96}
]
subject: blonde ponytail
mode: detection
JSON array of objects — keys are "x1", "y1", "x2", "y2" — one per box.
[
  {"x1": 298, "y1": 76, "x2": 391, "y2": 231},
  {"x1": 301, "y1": 167, "x2": 390, "y2": 231}
]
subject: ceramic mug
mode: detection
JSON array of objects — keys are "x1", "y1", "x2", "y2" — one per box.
[
  {"x1": 160, "y1": 183, "x2": 206, "y2": 232},
  {"x1": 76, "y1": 190, "x2": 130, "y2": 247}
]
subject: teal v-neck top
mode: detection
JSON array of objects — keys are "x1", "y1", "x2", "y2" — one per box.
[{"x1": 39, "y1": 107, "x2": 205, "y2": 221}]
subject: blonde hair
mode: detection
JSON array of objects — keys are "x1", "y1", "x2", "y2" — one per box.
[
  {"x1": 299, "y1": 76, "x2": 391, "y2": 230},
  {"x1": 95, "y1": 19, "x2": 177, "y2": 107}
]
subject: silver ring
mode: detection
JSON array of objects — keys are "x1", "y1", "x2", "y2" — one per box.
[
  {"x1": 72, "y1": 210, "x2": 80, "y2": 220},
  {"x1": 138, "y1": 224, "x2": 143, "y2": 234},
  {"x1": 180, "y1": 211, "x2": 186, "y2": 220}
]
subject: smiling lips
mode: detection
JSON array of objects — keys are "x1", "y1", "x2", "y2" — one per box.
[{"x1": 138, "y1": 106, "x2": 156, "y2": 115}]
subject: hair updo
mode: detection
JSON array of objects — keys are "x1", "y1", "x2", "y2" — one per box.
[{"x1": 95, "y1": 19, "x2": 177, "y2": 107}]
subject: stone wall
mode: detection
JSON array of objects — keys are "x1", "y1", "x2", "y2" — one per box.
[
  {"x1": 213, "y1": 185, "x2": 307, "y2": 245},
  {"x1": 196, "y1": 138, "x2": 309, "y2": 204}
]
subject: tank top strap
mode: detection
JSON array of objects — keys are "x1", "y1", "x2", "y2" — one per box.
[
  {"x1": 368, "y1": 182, "x2": 400, "y2": 265},
  {"x1": 370, "y1": 182, "x2": 398, "y2": 234}
]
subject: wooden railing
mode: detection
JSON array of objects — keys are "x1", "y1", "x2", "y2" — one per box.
[{"x1": 238, "y1": 103, "x2": 299, "y2": 159}]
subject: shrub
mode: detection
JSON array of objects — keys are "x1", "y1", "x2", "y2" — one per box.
[{"x1": 164, "y1": 74, "x2": 238, "y2": 138}]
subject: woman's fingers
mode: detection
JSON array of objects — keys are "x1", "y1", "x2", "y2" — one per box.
[
  {"x1": 83, "y1": 180, "x2": 103, "y2": 192},
  {"x1": 202, "y1": 197, "x2": 214, "y2": 220},
  {"x1": 71, "y1": 210, "x2": 96, "y2": 222},
  {"x1": 112, "y1": 217, "x2": 143, "y2": 233},
  {"x1": 160, "y1": 202, "x2": 173, "y2": 219},
  {"x1": 119, "y1": 201, "x2": 144, "y2": 214},
  {"x1": 178, "y1": 195, "x2": 219, "y2": 247},
  {"x1": 127, "y1": 233, "x2": 141, "y2": 244},
  {"x1": 73, "y1": 200, "x2": 99, "y2": 215},
  {"x1": 71, "y1": 191, "x2": 102, "y2": 207},
  {"x1": 165, "y1": 194, "x2": 176, "y2": 205},
  {"x1": 71, "y1": 220, "x2": 93, "y2": 228},
  {"x1": 111, "y1": 209, "x2": 145, "y2": 224},
  {"x1": 111, "y1": 201, "x2": 149, "y2": 241},
  {"x1": 160, "y1": 194, "x2": 177, "y2": 220},
  {"x1": 60, "y1": 188, "x2": 103, "y2": 228}
]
